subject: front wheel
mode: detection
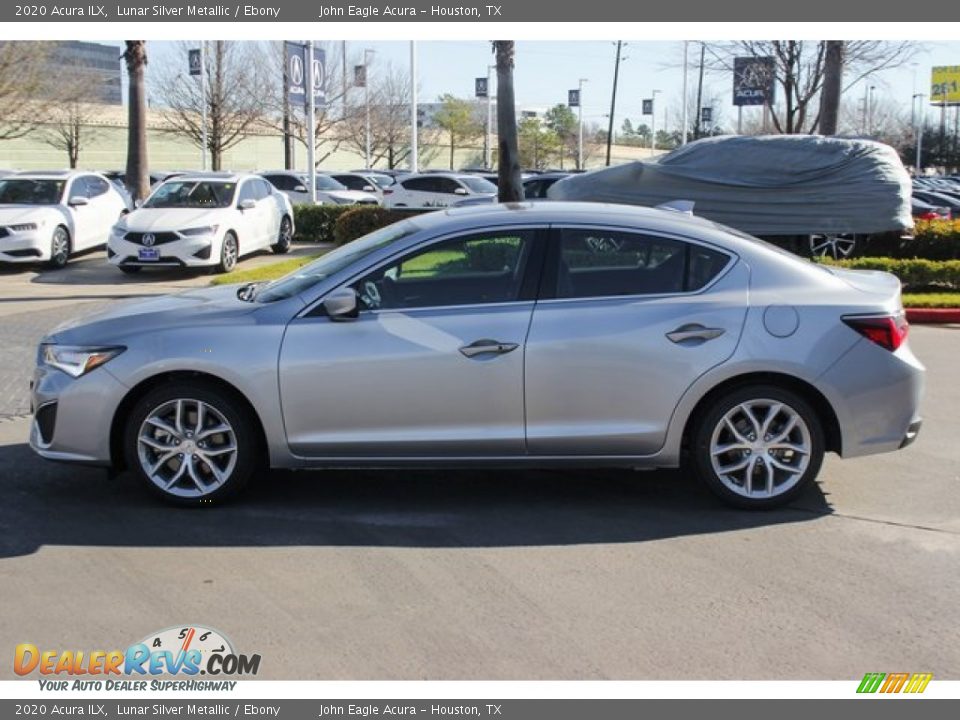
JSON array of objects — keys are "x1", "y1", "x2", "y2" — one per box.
[
  {"x1": 271, "y1": 216, "x2": 292, "y2": 254},
  {"x1": 124, "y1": 382, "x2": 258, "y2": 505},
  {"x1": 692, "y1": 385, "x2": 825, "y2": 509},
  {"x1": 48, "y1": 227, "x2": 71, "y2": 269},
  {"x1": 217, "y1": 232, "x2": 238, "y2": 274}
]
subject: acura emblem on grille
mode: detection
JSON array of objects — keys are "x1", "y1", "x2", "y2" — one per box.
[{"x1": 142, "y1": 233, "x2": 156, "y2": 247}]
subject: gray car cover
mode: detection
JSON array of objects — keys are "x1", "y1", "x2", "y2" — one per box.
[{"x1": 547, "y1": 135, "x2": 913, "y2": 237}]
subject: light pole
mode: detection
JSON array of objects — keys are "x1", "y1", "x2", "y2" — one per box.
[
  {"x1": 199, "y1": 42, "x2": 207, "y2": 171},
  {"x1": 650, "y1": 89, "x2": 661, "y2": 153},
  {"x1": 410, "y1": 42, "x2": 418, "y2": 173},
  {"x1": 363, "y1": 48, "x2": 375, "y2": 168},
  {"x1": 307, "y1": 41, "x2": 317, "y2": 204},
  {"x1": 914, "y1": 93, "x2": 926, "y2": 173},
  {"x1": 681, "y1": 41, "x2": 689, "y2": 145},
  {"x1": 486, "y1": 64, "x2": 495, "y2": 169},
  {"x1": 867, "y1": 85, "x2": 876, "y2": 136},
  {"x1": 577, "y1": 78, "x2": 587, "y2": 170}
]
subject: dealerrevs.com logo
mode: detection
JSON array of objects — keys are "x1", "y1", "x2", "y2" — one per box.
[{"x1": 14, "y1": 625, "x2": 261, "y2": 690}]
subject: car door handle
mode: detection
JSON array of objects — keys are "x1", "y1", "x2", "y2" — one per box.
[
  {"x1": 666, "y1": 324, "x2": 726, "y2": 344},
  {"x1": 459, "y1": 339, "x2": 519, "y2": 358}
]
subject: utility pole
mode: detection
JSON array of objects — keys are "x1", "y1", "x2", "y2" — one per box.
[
  {"x1": 819, "y1": 40, "x2": 843, "y2": 136},
  {"x1": 693, "y1": 42, "x2": 705, "y2": 140},
  {"x1": 681, "y1": 41, "x2": 689, "y2": 145},
  {"x1": 307, "y1": 41, "x2": 316, "y2": 204},
  {"x1": 605, "y1": 40, "x2": 622, "y2": 167},
  {"x1": 577, "y1": 77, "x2": 587, "y2": 170},
  {"x1": 410, "y1": 41, "x2": 418, "y2": 173}
]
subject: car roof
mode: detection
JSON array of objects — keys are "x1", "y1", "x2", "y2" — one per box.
[
  {"x1": 12, "y1": 170, "x2": 86, "y2": 179},
  {"x1": 402, "y1": 172, "x2": 486, "y2": 181},
  {"x1": 163, "y1": 172, "x2": 250, "y2": 183}
]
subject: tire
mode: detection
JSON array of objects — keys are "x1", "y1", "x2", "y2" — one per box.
[
  {"x1": 217, "y1": 232, "x2": 238, "y2": 274},
  {"x1": 119, "y1": 265, "x2": 142, "y2": 275},
  {"x1": 271, "y1": 215, "x2": 292, "y2": 254},
  {"x1": 808, "y1": 233, "x2": 858, "y2": 259},
  {"x1": 691, "y1": 384, "x2": 825, "y2": 510},
  {"x1": 48, "y1": 226, "x2": 71, "y2": 269},
  {"x1": 124, "y1": 381, "x2": 259, "y2": 506}
]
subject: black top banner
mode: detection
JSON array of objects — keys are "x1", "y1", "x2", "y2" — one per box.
[{"x1": 2, "y1": 0, "x2": 942, "y2": 22}]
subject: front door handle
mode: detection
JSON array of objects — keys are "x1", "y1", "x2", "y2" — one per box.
[
  {"x1": 459, "y1": 339, "x2": 520, "y2": 358},
  {"x1": 666, "y1": 324, "x2": 726, "y2": 344}
]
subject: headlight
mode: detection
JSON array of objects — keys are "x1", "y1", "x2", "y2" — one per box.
[
  {"x1": 41, "y1": 345, "x2": 125, "y2": 378},
  {"x1": 180, "y1": 225, "x2": 219, "y2": 236},
  {"x1": 9, "y1": 223, "x2": 39, "y2": 232}
]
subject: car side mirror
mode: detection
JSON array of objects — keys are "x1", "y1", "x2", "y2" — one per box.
[
  {"x1": 294, "y1": 184, "x2": 308, "y2": 193},
  {"x1": 68, "y1": 196, "x2": 89, "y2": 207},
  {"x1": 134, "y1": 198, "x2": 143, "y2": 208},
  {"x1": 238, "y1": 198, "x2": 256, "y2": 210},
  {"x1": 363, "y1": 185, "x2": 375, "y2": 192},
  {"x1": 453, "y1": 187, "x2": 468, "y2": 195},
  {"x1": 322, "y1": 287, "x2": 359, "y2": 321}
]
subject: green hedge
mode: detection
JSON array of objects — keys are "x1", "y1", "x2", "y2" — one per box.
[
  {"x1": 292, "y1": 205, "x2": 353, "y2": 243},
  {"x1": 867, "y1": 219, "x2": 960, "y2": 260},
  {"x1": 333, "y1": 206, "x2": 427, "y2": 245},
  {"x1": 819, "y1": 257, "x2": 960, "y2": 290}
]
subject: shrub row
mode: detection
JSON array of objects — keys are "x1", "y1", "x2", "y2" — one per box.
[
  {"x1": 293, "y1": 204, "x2": 426, "y2": 244},
  {"x1": 819, "y1": 256, "x2": 960, "y2": 290},
  {"x1": 867, "y1": 219, "x2": 960, "y2": 260}
]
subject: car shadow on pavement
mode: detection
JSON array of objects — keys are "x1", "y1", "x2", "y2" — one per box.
[{"x1": 0, "y1": 439, "x2": 832, "y2": 558}]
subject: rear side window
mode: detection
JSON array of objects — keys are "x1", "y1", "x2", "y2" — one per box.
[
  {"x1": 555, "y1": 228, "x2": 728, "y2": 299},
  {"x1": 401, "y1": 177, "x2": 437, "y2": 192}
]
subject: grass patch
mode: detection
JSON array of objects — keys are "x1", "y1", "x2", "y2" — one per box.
[
  {"x1": 902, "y1": 292, "x2": 960, "y2": 308},
  {"x1": 210, "y1": 253, "x2": 323, "y2": 286}
]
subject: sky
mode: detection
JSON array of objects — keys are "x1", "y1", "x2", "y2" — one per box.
[{"x1": 105, "y1": 39, "x2": 960, "y2": 134}]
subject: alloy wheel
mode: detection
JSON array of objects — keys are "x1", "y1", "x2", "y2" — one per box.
[{"x1": 809, "y1": 233, "x2": 857, "y2": 259}]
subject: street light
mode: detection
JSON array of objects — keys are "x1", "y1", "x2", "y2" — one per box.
[
  {"x1": 914, "y1": 93, "x2": 926, "y2": 173},
  {"x1": 650, "y1": 89, "x2": 661, "y2": 153},
  {"x1": 577, "y1": 78, "x2": 588, "y2": 170},
  {"x1": 486, "y1": 64, "x2": 495, "y2": 169},
  {"x1": 363, "y1": 48, "x2": 375, "y2": 168},
  {"x1": 867, "y1": 85, "x2": 876, "y2": 136}
]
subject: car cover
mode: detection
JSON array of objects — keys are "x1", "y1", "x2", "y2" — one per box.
[{"x1": 547, "y1": 135, "x2": 913, "y2": 237}]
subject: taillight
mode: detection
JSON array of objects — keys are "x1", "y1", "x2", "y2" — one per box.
[
  {"x1": 916, "y1": 211, "x2": 939, "y2": 220},
  {"x1": 843, "y1": 314, "x2": 909, "y2": 352}
]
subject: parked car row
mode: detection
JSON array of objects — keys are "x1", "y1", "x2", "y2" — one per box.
[
  {"x1": 912, "y1": 174, "x2": 960, "y2": 220},
  {"x1": 0, "y1": 170, "x2": 294, "y2": 273}
]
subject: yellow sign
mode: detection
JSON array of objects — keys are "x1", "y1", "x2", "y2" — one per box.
[{"x1": 931, "y1": 66, "x2": 960, "y2": 104}]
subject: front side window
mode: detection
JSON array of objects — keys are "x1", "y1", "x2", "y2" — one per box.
[
  {"x1": 556, "y1": 228, "x2": 728, "y2": 299},
  {"x1": 459, "y1": 176, "x2": 497, "y2": 194},
  {"x1": 84, "y1": 176, "x2": 110, "y2": 197},
  {"x1": 354, "y1": 231, "x2": 535, "y2": 311}
]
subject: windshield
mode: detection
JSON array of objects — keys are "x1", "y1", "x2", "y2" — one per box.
[
  {"x1": 256, "y1": 220, "x2": 421, "y2": 303},
  {"x1": 368, "y1": 174, "x2": 394, "y2": 188},
  {"x1": 0, "y1": 179, "x2": 65, "y2": 205},
  {"x1": 460, "y1": 177, "x2": 497, "y2": 194},
  {"x1": 143, "y1": 180, "x2": 236, "y2": 208},
  {"x1": 309, "y1": 175, "x2": 348, "y2": 191}
]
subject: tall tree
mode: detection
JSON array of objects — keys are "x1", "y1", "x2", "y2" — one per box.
[
  {"x1": 0, "y1": 42, "x2": 53, "y2": 140},
  {"x1": 544, "y1": 103, "x2": 577, "y2": 169},
  {"x1": 819, "y1": 41, "x2": 845, "y2": 136},
  {"x1": 156, "y1": 41, "x2": 271, "y2": 170},
  {"x1": 493, "y1": 41, "x2": 522, "y2": 202},
  {"x1": 40, "y1": 66, "x2": 109, "y2": 168},
  {"x1": 433, "y1": 94, "x2": 483, "y2": 170},
  {"x1": 122, "y1": 41, "x2": 149, "y2": 203}
]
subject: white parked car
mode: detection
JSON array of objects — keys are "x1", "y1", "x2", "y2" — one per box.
[
  {"x1": 260, "y1": 171, "x2": 379, "y2": 206},
  {"x1": 383, "y1": 172, "x2": 497, "y2": 209},
  {"x1": 107, "y1": 173, "x2": 294, "y2": 274},
  {"x1": 328, "y1": 171, "x2": 396, "y2": 202},
  {"x1": 0, "y1": 171, "x2": 128, "y2": 268}
]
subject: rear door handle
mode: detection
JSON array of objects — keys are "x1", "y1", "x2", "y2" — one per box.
[
  {"x1": 666, "y1": 324, "x2": 726, "y2": 344},
  {"x1": 459, "y1": 339, "x2": 519, "y2": 358}
]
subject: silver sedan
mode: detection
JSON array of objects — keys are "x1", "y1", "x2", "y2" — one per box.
[{"x1": 30, "y1": 202, "x2": 924, "y2": 509}]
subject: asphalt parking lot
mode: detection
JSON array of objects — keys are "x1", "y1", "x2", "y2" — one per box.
[{"x1": 0, "y1": 257, "x2": 958, "y2": 680}]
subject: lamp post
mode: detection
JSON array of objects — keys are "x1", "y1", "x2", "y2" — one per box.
[
  {"x1": 914, "y1": 93, "x2": 926, "y2": 173},
  {"x1": 681, "y1": 41, "x2": 689, "y2": 145},
  {"x1": 363, "y1": 48, "x2": 375, "y2": 168},
  {"x1": 577, "y1": 78, "x2": 587, "y2": 170},
  {"x1": 650, "y1": 89, "x2": 661, "y2": 153},
  {"x1": 410, "y1": 42, "x2": 418, "y2": 174},
  {"x1": 199, "y1": 42, "x2": 207, "y2": 171},
  {"x1": 867, "y1": 85, "x2": 876, "y2": 136},
  {"x1": 486, "y1": 64, "x2": 495, "y2": 169}
]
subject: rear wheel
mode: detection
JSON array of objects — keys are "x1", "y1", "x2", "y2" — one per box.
[
  {"x1": 48, "y1": 226, "x2": 71, "y2": 269},
  {"x1": 124, "y1": 382, "x2": 258, "y2": 506},
  {"x1": 692, "y1": 385, "x2": 824, "y2": 509},
  {"x1": 217, "y1": 232, "x2": 238, "y2": 274},
  {"x1": 271, "y1": 215, "x2": 292, "y2": 254},
  {"x1": 808, "y1": 233, "x2": 858, "y2": 259}
]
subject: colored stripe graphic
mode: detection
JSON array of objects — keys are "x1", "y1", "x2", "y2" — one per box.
[
  {"x1": 857, "y1": 673, "x2": 885, "y2": 693},
  {"x1": 857, "y1": 672, "x2": 932, "y2": 694},
  {"x1": 904, "y1": 673, "x2": 933, "y2": 694}
]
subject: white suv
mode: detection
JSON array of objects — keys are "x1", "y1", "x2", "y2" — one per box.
[
  {"x1": 0, "y1": 171, "x2": 128, "y2": 268},
  {"x1": 261, "y1": 171, "x2": 379, "y2": 206},
  {"x1": 107, "y1": 173, "x2": 294, "y2": 274},
  {"x1": 383, "y1": 173, "x2": 497, "y2": 209}
]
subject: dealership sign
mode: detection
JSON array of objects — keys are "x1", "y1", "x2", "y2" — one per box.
[
  {"x1": 733, "y1": 56, "x2": 775, "y2": 106},
  {"x1": 931, "y1": 66, "x2": 960, "y2": 105}
]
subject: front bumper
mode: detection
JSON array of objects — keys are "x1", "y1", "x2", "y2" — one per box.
[
  {"x1": 107, "y1": 232, "x2": 217, "y2": 268},
  {"x1": 0, "y1": 229, "x2": 48, "y2": 262},
  {"x1": 29, "y1": 361, "x2": 128, "y2": 466}
]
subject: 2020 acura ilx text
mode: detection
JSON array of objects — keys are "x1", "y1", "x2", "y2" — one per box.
[{"x1": 31, "y1": 202, "x2": 924, "y2": 508}]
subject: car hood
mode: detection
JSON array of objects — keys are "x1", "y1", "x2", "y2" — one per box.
[
  {"x1": 121, "y1": 207, "x2": 229, "y2": 232},
  {"x1": 45, "y1": 284, "x2": 258, "y2": 345},
  {"x1": 0, "y1": 205, "x2": 62, "y2": 224}
]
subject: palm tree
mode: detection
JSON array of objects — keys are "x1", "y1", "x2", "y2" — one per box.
[
  {"x1": 122, "y1": 41, "x2": 149, "y2": 202},
  {"x1": 492, "y1": 41, "x2": 522, "y2": 202}
]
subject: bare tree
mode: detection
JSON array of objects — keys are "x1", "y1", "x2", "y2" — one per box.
[
  {"x1": 123, "y1": 41, "x2": 149, "y2": 202},
  {"x1": 712, "y1": 41, "x2": 916, "y2": 134},
  {"x1": 156, "y1": 41, "x2": 271, "y2": 170},
  {"x1": 0, "y1": 42, "x2": 54, "y2": 140},
  {"x1": 39, "y1": 67, "x2": 111, "y2": 168},
  {"x1": 493, "y1": 41, "x2": 522, "y2": 202}
]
